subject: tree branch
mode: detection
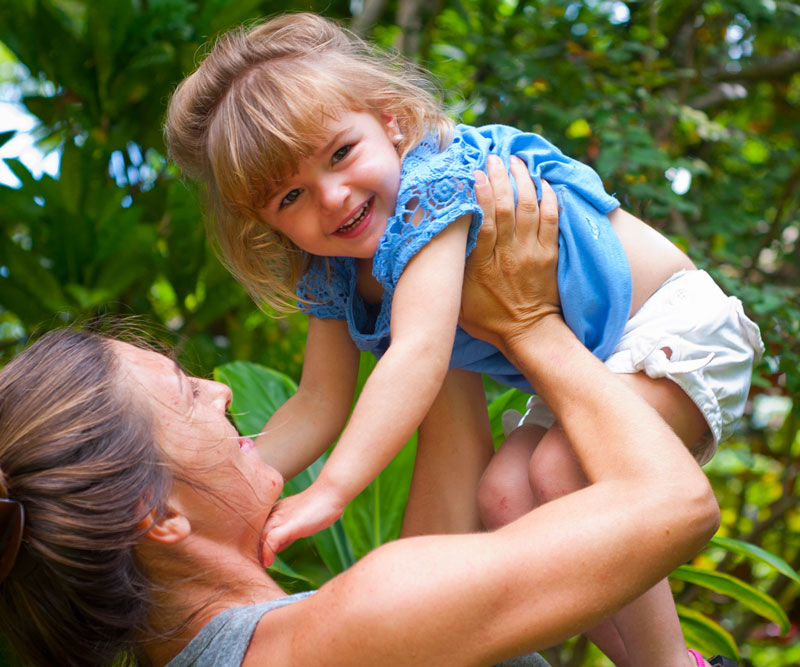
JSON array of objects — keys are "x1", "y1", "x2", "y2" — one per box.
[
  {"x1": 395, "y1": 0, "x2": 425, "y2": 58},
  {"x1": 712, "y1": 50, "x2": 800, "y2": 83},
  {"x1": 350, "y1": 0, "x2": 388, "y2": 37}
]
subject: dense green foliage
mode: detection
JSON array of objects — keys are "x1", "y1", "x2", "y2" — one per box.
[{"x1": 1, "y1": 1, "x2": 799, "y2": 665}]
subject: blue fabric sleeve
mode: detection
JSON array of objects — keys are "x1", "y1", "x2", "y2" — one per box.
[
  {"x1": 373, "y1": 134, "x2": 484, "y2": 291},
  {"x1": 296, "y1": 257, "x2": 352, "y2": 320}
]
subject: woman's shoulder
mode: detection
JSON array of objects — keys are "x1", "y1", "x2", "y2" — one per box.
[
  {"x1": 168, "y1": 593, "x2": 316, "y2": 667},
  {"x1": 244, "y1": 591, "x2": 319, "y2": 666}
]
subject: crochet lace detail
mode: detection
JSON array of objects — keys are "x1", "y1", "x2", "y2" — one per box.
[
  {"x1": 298, "y1": 132, "x2": 485, "y2": 318},
  {"x1": 373, "y1": 133, "x2": 484, "y2": 289},
  {"x1": 297, "y1": 257, "x2": 352, "y2": 320}
]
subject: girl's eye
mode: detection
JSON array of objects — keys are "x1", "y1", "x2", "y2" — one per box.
[
  {"x1": 279, "y1": 188, "x2": 302, "y2": 209},
  {"x1": 332, "y1": 144, "x2": 352, "y2": 164}
]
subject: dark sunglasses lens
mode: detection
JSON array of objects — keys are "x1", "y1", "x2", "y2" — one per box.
[{"x1": 0, "y1": 499, "x2": 24, "y2": 583}]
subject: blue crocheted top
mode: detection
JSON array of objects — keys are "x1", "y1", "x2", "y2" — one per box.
[{"x1": 297, "y1": 124, "x2": 631, "y2": 393}]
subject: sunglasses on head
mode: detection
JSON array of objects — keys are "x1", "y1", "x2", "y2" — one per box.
[{"x1": 0, "y1": 498, "x2": 24, "y2": 584}]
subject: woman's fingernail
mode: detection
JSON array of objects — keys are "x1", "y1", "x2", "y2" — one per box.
[{"x1": 474, "y1": 170, "x2": 487, "y2": 185}]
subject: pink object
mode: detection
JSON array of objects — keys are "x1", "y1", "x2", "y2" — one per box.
[{"x1": 688, "y1": 649, "x2": 706, "y2": 667}]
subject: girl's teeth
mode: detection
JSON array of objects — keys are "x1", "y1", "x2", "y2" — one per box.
[{"x1": 337, "y1": 202, "x2": 369, "y2": 233}]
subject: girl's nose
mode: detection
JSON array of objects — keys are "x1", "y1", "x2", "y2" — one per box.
[{"x1": 318, "y1": 176, "x2": 350, "y2": 211}]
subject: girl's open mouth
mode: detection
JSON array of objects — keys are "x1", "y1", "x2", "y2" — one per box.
[{"x1": 335, "y1": 198, "x2": 372, "y2": 235}]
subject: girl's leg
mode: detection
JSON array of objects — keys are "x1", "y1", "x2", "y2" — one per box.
[
  {"x1": 402, "y1": 369, "x2": 494, "y2": 537},
  {"x1": 476, "y1": 424, "x2": 544, "y2": 530}
]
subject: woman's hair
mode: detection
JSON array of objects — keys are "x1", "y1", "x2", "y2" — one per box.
[
  {"x1": 164, "y1": 12, "x2": 453, "y2": 311},
  {"x1": 0, "y1": 329, "x2": 171, "y2": 667}
]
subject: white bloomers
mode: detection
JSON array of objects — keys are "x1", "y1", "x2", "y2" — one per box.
[{"x1": 513, "y1": 270, "x2": 764, "y2": 466}]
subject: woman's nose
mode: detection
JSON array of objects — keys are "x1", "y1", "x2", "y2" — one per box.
[{"x1": 209, "y1": 380, "x2": 232, "y2": 411}]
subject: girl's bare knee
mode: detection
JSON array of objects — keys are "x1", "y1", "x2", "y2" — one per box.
[
  {"x1": 528, "y1": 427, "x2": 588, "y2": 504},
  {"x1": 477, "y1": 427, "x2": 543, "y2": 529}
]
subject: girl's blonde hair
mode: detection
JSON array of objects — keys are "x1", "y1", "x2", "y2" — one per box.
[{"x1": 165, "y1": 13, "x2": 452, "y2": 311}]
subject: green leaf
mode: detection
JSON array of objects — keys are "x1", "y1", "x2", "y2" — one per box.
[
  {"x1": 311, "y1": 514, "x2": 356, "y2": 574},
  {"x1": 2, "y1": 157, "x2": 38, "y2": 191},
  {"x1": 58, "y1": 140, "x2": 83, "y2": 215},
  {"x1": 709, "y1": 536, "x2": 800, "y2": 585},
  {"x1": 742, "y1": 139, "x2": 770, "y2": 164},
  {"x1": 0, "y1": 130, "x2": 15, "y2": 149},
  {"x1": 487, "y1": 388, "x2": 529, "y2": 447},
  {"x1": 566, "y1": 118, "x2": 592, "y2": 138},
  {"x1": 676, "y1": 604, "x2": 740, "y2": 661},
  {"x1": 214, "y1": 360, "x2": 355, "y2": 577},
  {"x1": 342, "y1": 433, "x2": 416, "y2": 560},
  {"x1": 266, "y1": 555, "x2": 318, "y2": 587},
  {"x1": 0, "y1": 234, "x2": 68, "y2": 313},
  {"x1": 214, "y1": 360, "x2": 297, "y2": 437},
  {"x1": 672, "y1": 565, "x2": 790, "y2": 633}
]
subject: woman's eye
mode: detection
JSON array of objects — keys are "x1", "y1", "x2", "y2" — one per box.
[
  {"x1": 279, "y1": 188, "x2": 302, "y2": 209},
  {"x1": 332, "y1": 145, "x2": 352, "y2": 164}
]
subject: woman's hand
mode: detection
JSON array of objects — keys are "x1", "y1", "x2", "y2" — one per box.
[{"x1": 459, "y1": 155, "x2": 561, "y2": 354}]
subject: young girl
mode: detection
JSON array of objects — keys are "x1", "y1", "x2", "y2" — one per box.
[{"x1": 165, "y1": 13, "x2": 760, "y2": 667}]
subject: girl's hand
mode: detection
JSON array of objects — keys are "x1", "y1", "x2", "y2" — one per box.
[
  {"x1": 459, "y1": 155, "x2": 561, "y2": 354},
  {"x1": 261, "y1": 485, "x2": 346, "y2": 566}
]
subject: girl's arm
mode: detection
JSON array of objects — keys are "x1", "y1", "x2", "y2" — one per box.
[
  {"x1": 263, "y1": 214, "x2": 472, "y2": 554},
  {"x1": 255, "y1": 316, "x2": 360, "y2": 481}
]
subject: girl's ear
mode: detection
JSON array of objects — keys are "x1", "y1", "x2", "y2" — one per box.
[
  {"x1": 139, "y1": 505, "x2": 191, "y2": 545},
  {"x1": 381, "y1": 113, "x2": 402, "y2": 143}
]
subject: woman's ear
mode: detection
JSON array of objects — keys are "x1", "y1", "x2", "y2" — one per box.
[{"x1": 139, "y1": 505, "x2": 191, "y2": 545}]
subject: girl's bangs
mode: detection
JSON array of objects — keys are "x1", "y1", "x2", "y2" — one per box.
[{"x1": 211, "y1": 65, "x2": 363, "y2": 213}]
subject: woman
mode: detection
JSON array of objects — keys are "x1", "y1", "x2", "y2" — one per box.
[{"x1": 0, "y1": 171, "x2": 719, "y2": 666}]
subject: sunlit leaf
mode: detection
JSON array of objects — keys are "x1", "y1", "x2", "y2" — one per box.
[
  {"x1": 676, "y1": 604, "x2": 740, "y2": 661},
  {"x1": 267, "y1": 555, "x2": 318, "y2": 587},
  {"x1": 565, "y1": 118, "x2": 591, "y2": 138},
  {"x1": 672, "y1": 565, "x2": 790, "y2": 633},
  {"x1": 709, "y1": 536, "x2": 800, "y2": 585},
  {"x1": 214, "y1": 360, "x2": 297, "y2": 437}
]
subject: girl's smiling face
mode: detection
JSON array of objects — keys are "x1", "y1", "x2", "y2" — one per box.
[
  {"x1": 259, "y1": 110, "x2": 402, "y2": 259},
  {"x1": 113, "y1": 342, "x2": 283, "y2": 558}
]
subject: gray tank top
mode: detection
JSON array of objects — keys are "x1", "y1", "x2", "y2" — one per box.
[{"x1": 166, "y1": 590, "x2": 550, "y2": 666}]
